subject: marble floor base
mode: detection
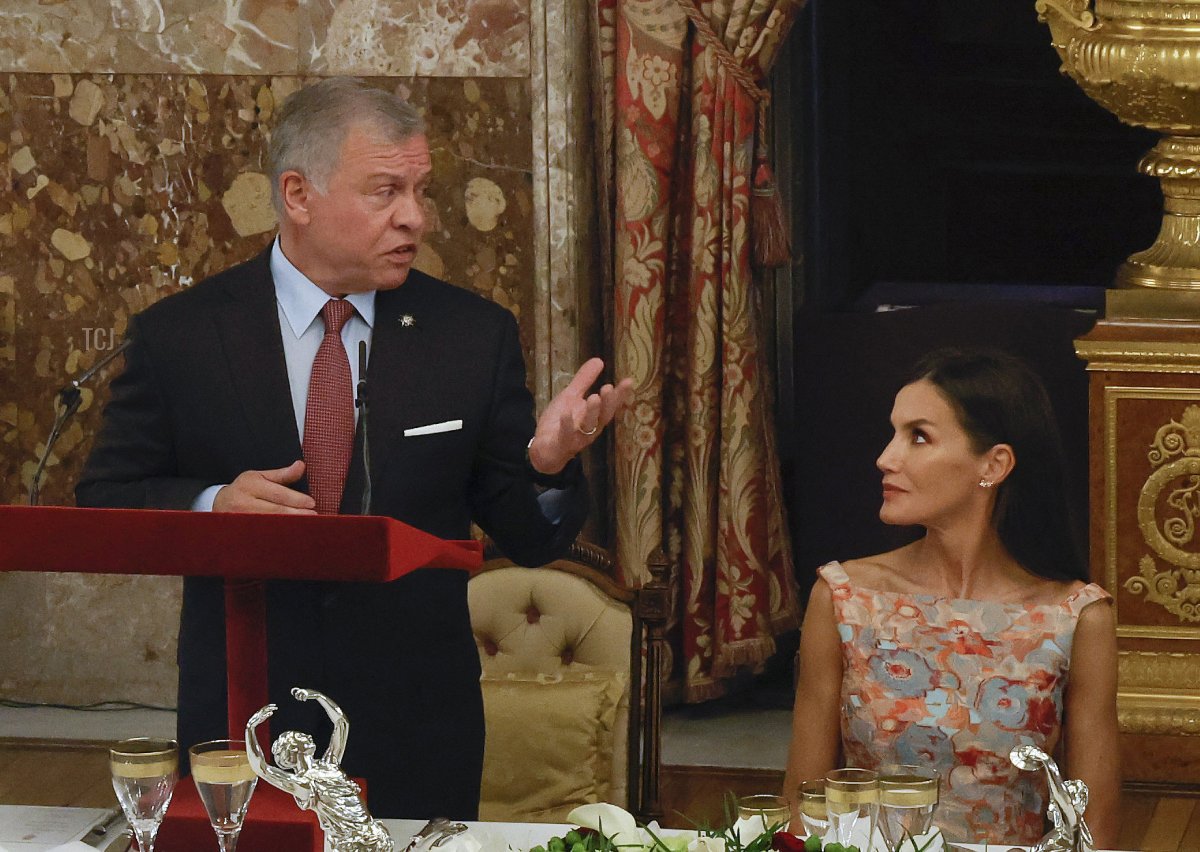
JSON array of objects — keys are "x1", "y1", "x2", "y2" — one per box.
[
  {"x1": 0, "y1": 705, "x2": 175, "y2": 743},
  {"x1": 0, "y1": 701, "x2": 791, "y2": 770}
]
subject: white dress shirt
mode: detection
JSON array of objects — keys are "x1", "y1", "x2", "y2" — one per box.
[{"x1": 270, "y1": 238, "x2": 375, "y2": 441}]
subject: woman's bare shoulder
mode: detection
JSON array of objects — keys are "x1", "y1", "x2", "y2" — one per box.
[
  {"x1": 841, "y1": 544, "x2": 920, "y2": 591},
  {"x1": 1017, "y1": 576, "x2": 1089, "y2": 607}
]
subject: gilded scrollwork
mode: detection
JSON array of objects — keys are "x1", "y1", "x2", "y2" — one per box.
[
  {"x1": 1035, "y1": 0, "x2": 1098, "y2": 29},
  {"x1": 1129, "y1": 406, "x2": 1200, "y2": 622},
  {"x1": 1147, "y1": 405, "x2": 1200, "y2": 465},
  {"x1": 1125, "y1": 556, "x2": 1200, "y2": 622},
  {"x1": 1164, "y1": 475, "x2": 1200, "y2": 547}
]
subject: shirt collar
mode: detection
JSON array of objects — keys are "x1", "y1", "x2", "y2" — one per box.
[{"x1": 270, "y1": 238, "x2": 376, "y2": 338}]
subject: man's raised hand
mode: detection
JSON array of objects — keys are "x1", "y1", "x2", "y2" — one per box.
[{"x1": 528, "y1": 357, "x2": 633, "y2": 475}]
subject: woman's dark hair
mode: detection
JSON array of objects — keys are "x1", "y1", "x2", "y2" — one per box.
[{"x1": 907, "y1": 347, "x2": 1087, "y2": 584}]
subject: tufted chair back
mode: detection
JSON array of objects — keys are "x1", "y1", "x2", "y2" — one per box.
[{"x1": 468, "y1": 541, "x2": 668, "y2": 824}]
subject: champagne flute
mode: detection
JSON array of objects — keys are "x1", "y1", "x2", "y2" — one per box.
[
  {"x1": 825, "y1": 768, "x2": 879, "y2": 851},
  {"x1": 190, "y1": 739, "x2": 259, "y2": 852},
  {"x1": 797, "y1": 779, "x2": 829, "y2": 840},
  {"x1": 878, "y1": 767, "x2": 939, "y2": 852},
  {"x1": 110, "y1": 737, "x2": 179, "y2": 852}
]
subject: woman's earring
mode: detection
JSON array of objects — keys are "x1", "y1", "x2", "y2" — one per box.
[{"x1": 979, "y1": 478, "x2": 994, "y2": 489}]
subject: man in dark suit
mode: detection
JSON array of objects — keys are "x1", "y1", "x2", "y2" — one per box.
[{"x1": 76, "y1": 78, "x2": 629, "y2": 818}]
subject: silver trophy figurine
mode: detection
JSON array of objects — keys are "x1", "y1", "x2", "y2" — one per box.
[
  {"x1": 246, "y1": 688, "x2": 394, "y2": 852},
  {"x1": 1010, "y1": 745, "x2": 1095, "y2": 852}
]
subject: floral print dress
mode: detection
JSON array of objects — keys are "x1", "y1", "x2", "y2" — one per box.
[{"x1": 819, "y1": 561, "x2": 1111, "y2": 845}]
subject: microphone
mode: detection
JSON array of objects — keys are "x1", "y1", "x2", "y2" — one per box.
[
  {"x1": 29, "y1": 337, "x2": 133, "y2": 506},
  {"x1": 357, "y1": 340, "x2": 372, "y2": 516}
]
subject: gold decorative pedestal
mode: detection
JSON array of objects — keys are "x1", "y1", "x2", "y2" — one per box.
[
  {"x1": 1036, "y1": 0, "x2": 1200, "y2": 290},
  {"x1": 1076, "y1": 292, "x2": 1200, "y2": 784}
]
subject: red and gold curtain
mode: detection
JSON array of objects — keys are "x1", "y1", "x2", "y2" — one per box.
[{"x1": 595, "y1": 0, "x2": 806, "y2": 701}]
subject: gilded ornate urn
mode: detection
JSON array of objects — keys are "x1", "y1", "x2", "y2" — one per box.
[{"x1": 1036, "y1": 0, "x2": 1200, "y2": 289}]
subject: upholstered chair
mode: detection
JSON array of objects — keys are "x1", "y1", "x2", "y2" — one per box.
[{"x1": 468, "y1": 541, "x2": 669, "y2": 824}]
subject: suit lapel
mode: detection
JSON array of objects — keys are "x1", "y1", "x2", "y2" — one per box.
[
  {"x1": 356, "y1": 279, "x2": 439, "y2": 502},
  {"x1": 214, "y1": 249, "x2": 305, "y2": 473},
  {"x1": 368, "y1": 280, "x2": 430, "y2": 432}
]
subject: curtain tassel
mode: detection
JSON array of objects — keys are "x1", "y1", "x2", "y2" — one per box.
[{"x1": 751, "y1": 101, "x2": 790, "y2": 270}]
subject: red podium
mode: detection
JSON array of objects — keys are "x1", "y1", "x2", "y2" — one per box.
[{"x1": 0, "y1": 505, "x2": 483, "y2": 850}]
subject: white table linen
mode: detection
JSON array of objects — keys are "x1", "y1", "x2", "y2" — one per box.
[{"x1": 381, "y1": 820, "x2": 1146, "y2": 852}]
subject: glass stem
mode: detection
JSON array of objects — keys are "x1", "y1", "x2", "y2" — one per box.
[
  {"x1": 134, "y1": 825, "x2": 159, "y2": 852},
  {"x1": 217, "y1": 829, "x2": 242, "y2": 852}
]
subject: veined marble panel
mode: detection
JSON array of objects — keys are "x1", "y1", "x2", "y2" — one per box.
[
  {"x1": 305, "y1": 0, "x2": 529, "y2": 77},
  {"x1": 0, "y1": 0, "x2": 529, "y2": 77},
  {"x1": 5, "y1": 74, "x2": 277, "y2": 508},
  {"x1": 0, "y1": 0, "x2": 300, "y2": 75},
  {"x1": 0, "y1": 72, "x2": 533, "y2": 703}
]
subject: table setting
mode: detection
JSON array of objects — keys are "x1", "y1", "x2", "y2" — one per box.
[
  {"x1": 0, "y1": 689, "x2": 1131, "y2": 852},
  {"x1": 0, "y1": 806, "x2": 1132, "y2": 852}
]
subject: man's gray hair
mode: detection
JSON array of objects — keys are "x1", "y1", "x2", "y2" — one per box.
[{"x1": 268, "y1": 77, "x2": 426, "y2": 212}]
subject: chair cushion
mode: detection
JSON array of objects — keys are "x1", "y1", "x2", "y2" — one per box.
[
  {"x1": 470, "y1": 564, "x2": 635, "y2": 807},
  {"x1": 478, "y1": 668, "x2": 627, "y2": 823}
]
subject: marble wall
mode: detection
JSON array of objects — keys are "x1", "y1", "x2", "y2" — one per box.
[
  {"x1": 0, "y1": 0, "x2": 602, "y2": 707},
  {"x1": 0, "y1": 0, "x2": 530, "y2": 77}
]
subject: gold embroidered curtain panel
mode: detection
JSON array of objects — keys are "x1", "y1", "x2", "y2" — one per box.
[{"x1": 594, "y1": 0, "x2": 807, "y2": 701}]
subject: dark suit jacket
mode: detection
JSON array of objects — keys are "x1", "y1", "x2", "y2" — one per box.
[{"x1": 76, "y1": 248, "x2": 589, "y2": 817}]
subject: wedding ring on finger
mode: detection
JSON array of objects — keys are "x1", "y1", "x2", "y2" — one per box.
[{"x1": 577, "y1": 423, "x2": 599, "y2": 437}]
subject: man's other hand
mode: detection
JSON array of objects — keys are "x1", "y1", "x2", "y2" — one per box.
[
  {"x1": 529, "y1": 357, "x2": 633, "y2": 475},
  {"x1": 212, "y1": 460, "x2": 317, "y2": 514}
]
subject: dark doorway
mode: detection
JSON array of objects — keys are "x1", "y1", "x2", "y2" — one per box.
[{"x1": 790, "y1": 0, "x2": 1161, "y2": 309}]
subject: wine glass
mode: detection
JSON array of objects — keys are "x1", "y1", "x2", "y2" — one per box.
[
  {"x1": 796, "y1": 779, "x2": 829, "y2": 840},
  {"x1": 189, "y1": 739, "x2": 259, "y2": 852},
  {"x1": 735, "y1": 794, "x2": 790, "y2": 842},
  {"x1": 878, "y1": 767, "x2": 939, "y2": 852},
  {"x1": 110, "y1": 737, "x2": 179, "y2": 852},
  {"x1": 825, "y1": 768, "x2": 879, "y2": 851}
]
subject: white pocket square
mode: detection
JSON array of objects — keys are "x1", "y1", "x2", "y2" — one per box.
[{"x1": 404, "y1": 419, "x2": 463, "y2": 437}]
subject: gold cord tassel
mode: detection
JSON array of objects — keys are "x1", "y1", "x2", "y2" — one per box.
[{"x1": 750, "y1": 100, "x2": 791, "y2": 270}]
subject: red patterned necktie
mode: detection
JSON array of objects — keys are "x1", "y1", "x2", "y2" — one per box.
[{"x1": 303, "y1": 299, "x2": 356, "y2": 515}]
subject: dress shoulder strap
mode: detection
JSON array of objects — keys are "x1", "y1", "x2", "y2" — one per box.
[
  {"x1": 817, "y1": 560, "x2": 851, "y2": 591},
  {"x1": 1064, "y1": 582, "x2": 1112, "y2": 616}
]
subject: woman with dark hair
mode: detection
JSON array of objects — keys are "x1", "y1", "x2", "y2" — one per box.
[{"x1": 783, "y1": 348, "x2": 1119, "y2": 847}]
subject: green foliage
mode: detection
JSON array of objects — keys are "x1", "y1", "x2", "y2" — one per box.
[
  {"x1": 896, "y1": 829, "x2": 942, "y2": 852},
  {"x1": 531, "y1": 819, "x2": 643, "y2": 852}
]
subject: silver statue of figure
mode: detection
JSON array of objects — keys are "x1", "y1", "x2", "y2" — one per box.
[
  {"x1": 246, "y1": 688, "x2": 394, "y2": 852},
  {"x1": 1010, "y1": 744, "x2": 1095, "y2": 852}
]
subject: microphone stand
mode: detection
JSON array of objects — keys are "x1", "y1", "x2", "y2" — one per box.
[
  {"x1": 357, "y1": 340, "x2": 372, "y2": 516},
  {"x1": 28, "y1": 338, "x2": 132, "y2": 506}
]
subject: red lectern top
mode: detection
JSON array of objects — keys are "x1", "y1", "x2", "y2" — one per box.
[
  {"x1": 0, "y1": 505, "x2": 481, "y2": 579},
  {"x1": 0, "y1": 505, "x2": 482, "y2": 737}
]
